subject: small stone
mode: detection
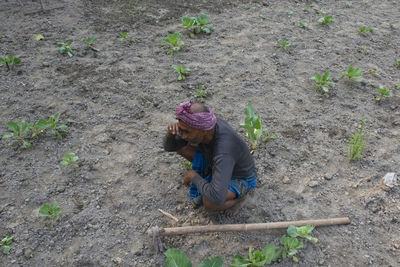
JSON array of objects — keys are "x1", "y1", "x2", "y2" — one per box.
[
  {"x1": 56, "y1": 186, "x2": 65, "y2": 193},
  {"x1": 308, "y1": 180, "x2": 319, "y2": 188},
  {"x1": 282, "y1": 176, "x2": 291, "y2": 184},
  {"x1": 324, "y1": 174, "x2": 333, "y2": 180}
]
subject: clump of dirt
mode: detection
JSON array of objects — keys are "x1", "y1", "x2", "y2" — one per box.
[{"x1": 0, "y1": 0, "x2": 399, "y2": 266}]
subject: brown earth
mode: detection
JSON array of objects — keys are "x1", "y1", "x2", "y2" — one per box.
[{"x1": 1, "y1": 0, "x2": 399, "y2": 266}]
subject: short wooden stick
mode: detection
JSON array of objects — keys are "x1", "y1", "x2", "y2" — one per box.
[
  {"x1": 160, "y1": 217, "x2": 350, "y2": 236},
  {"x1": 158, "y1": 209, "x2": 179, "y2": 222}
]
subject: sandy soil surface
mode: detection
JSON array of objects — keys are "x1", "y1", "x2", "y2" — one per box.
[{"x1": 1, "y1": 0, "x2": 400, "y2": 266}]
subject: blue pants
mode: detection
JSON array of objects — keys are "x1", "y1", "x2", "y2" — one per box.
[{"x1": 189, "y1": 150, "x2": 257, "y2": 203}]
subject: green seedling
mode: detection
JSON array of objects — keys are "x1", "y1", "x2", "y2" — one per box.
[
  {"x1": 46, "y1": 113, "x2": 68, "y2": 140},
  {"x1": 31, "y1": 119, "x2": 48, "y2": 138},
  {"x1": 318, "y1": 16, "x2": 334, "y2": 27},
  {"x1": 298, "y1": 22, "x2": 307, "y2": 29},
  {"x1": 119, "y1": 31, "x2": 128, "y2": 42},
  {"x1": 389, "y1": 23, "x2": 394, "y2": 29},
  {"x1": 0, "y1": 236, "x2": 13, "y2": 254},
  {"x1": 280, "y1": 235, "x2": 303, "y2": 263},
  {"x1": 231, "y1": 243, "x2": 282, "y2": 266},
  {"x1": 2, "y1": 120, "x2": 32, "y2": 148},
  {"x1": 164, "y1": 248, "x2": 223, "y2": 267},
  {"x1": 375, "y1": 85, "x2": 392, "y2": 101},
  {"x1": 241, "y1": 103, "x2": 274, "y2": 150},
  {"x1": 181, "y1": 14, "x2": 213, "y2": 38},
  {"x1": 39, "y1": 201, "x2": 61, "y2": 224},
  {"x1": 85, "y1": 36, "x2": 100, "y2": 52},
  {"x1": 184, "y1": 160, "x2": 192, "y2": 170},
  {"x1": 347, "y1": 118, "x2": 367, "y2": 161},
  {"x1": 345, "y1": 1, "x2": 352, "y2": 7},
  {"x1": 276, "y1": 40, "x2": 291, "y2": 51},
  {"x1": 396, "y1": 84, "x2": 400, "y2": 90},
  {"x1": 396, "y1": 59, "x2": 400, "y2": 68},
  {"x1": 57, "y1": 40, "x2": 77, "y2": 57},
  {"x1": 360, "y1": 45, "x2": 368, "y2": 54},
  {"x1": 369, "y1": 69, "x2": 379, "y2": 77},
  {"x1": 358, "y1": 26, "x2": 373, "y2": 36},
  {"x1": 61, "y1": 152, "x2": 79, "y2": 167},
  {"x1": 194, "y1": 84, "x2": 207, "y2": 99},
  {"x1": 341, "y1": 66, "x2": 362, "y2": 82},
  {"x1": 287, "y1": 224, "x2": 318, "y2": 244},
  {"x1": 163, "y1": 32, "x2": 184, "y2": 55},
  {"x1": 260, "y1": 13, "x2": 267, "y2": 19},
  {"x1": 36, "y1": 34, "x2": 44, "y2": 41},
  {"x1": 315, "y1": 8, "x2": 325, "y2": 14},
  {"x1": 172, "y1": 65, "x2": 190, "y2": 81},
  {"x1": 311, "y1": 71, "x2": 334, "y2": 97},
  {"x1": 0, "y1": 54, "x2": 21, "y2": 71},
  {"x1": 303, "y1": 5, "x2": 309, "y2": 12}
]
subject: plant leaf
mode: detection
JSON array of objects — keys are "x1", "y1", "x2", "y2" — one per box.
[
  {"x1": 3, "y1": 245, "x2": 10, "y2": 254},
  {"x1": 36, "y1": 34, "x2": 44, "y2": 41},
  {"x1": 230, "y1": 254, "x2": 252, "y2": 267},
  {"x1": 164, "y1": 248, "x2": 192, "y2": 267},
  {"x1": 263, "y1": 243, "x2": 282, "y2": 264},
  {"x1": 7, "y1": 122, "x2": 19, "y2": 133},
  {"x1": 198, "y1": 256, "x2": 223, "y2": 267}
]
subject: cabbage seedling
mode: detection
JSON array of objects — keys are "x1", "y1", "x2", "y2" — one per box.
[
  {"x1": 280, "y1": 235, "x2": 303, "y2": 262},
  {"x1": 46, "y1": 113, "x2": 68, "y2": 140},
  {"x1": 276, "y1": 40, "x2": 291, "y2": 51},
  {"x1": 358, "y1": 26, "x2": 373, "y2": 36},
  {"x1": 194, "y1": 84, "x2": 207, "y2": 99},
  {"x1": 85, "y1": 36, "x2": 100, "y2": 52},
  {"x1": 57, "y1": 40, "x2": 77, "y2": 57},
  {"x1": 298, "y1": 21, "x2": 307, "y2": 29},
  {"x1": 396, "y1": 59, "x2": 400, "y2": 68},
  {"x1": 181, "y1": 14, "x2": 213, "y2": 38},
  {"x1": 287, "y1": 224, "x2": 318, "y2": 244},
  {"x1": 341, "y1": 66, "x2": 362, "y2": 82},
  {"x1": 61, "y1": 152, "x2": 79, "y2": 167},
  {"x1": 231, "y1": 243, "x2": 281, "y2": 266},
  {"x1": 172, "y1": 65, "x2": 190, "y2": 81},
  {"x1": 163, "y1": 32, "x2": 184, "y2": 55},
  {"x1": 39, "y1": 201, "x2": 61, "y2": 224},
  {"x1": 318, "y1": 16, "x2": 334, "y2": 27},
  {"x1": 311, "y1": 71, "x2": 334, "y2": 97},
  {"x1": 347, "y1": 118, "x2": 367, "y2": 161},
  {"x1": 119, "y1": 31, "x2": 128, "y2": 42},
  {"x1": 2, "y1": 120, "x2": 32, "y2": 148},
  {"x1": 0, "y1": 54, "x2": 21, "y2": 71},
  {"x1": 0, "y1": 236, "x2": 13, "y2": 254},
  {"x1": 375, "y1": 86, "x2": 392, "y2": 101},
  {"x1": 164, "y1": 248, "x2": 223, "y2": 267}
]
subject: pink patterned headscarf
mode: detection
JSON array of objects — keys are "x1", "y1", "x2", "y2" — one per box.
[{"x1": 175, "y1": 101, "x2": 217, "y2": 130}]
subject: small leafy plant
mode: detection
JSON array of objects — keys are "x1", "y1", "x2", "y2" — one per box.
[
  {"x1": 375, "y1": 85, "x2": 392, "y2": 101},
  {"x1": 345, "y1": 1, "x2": 352, "y2": 7},
  {"x1": 0, "y1": 54, "x2": 21, "y2": 71},
  {"x1": 298, "y1": 21, "x2": 307, "y2": 29},
  {"x1": 36, "y1": 34, "x2": 44, "y2": 41},
  {"x1": 57, "y1": 40, "x2": 77, "y2": 57},
  {"x1": 181, "y1": 14, "x2": 213, "y2": 38},
  {"x1": 2, "y1": 120, "x2": 33, "y2": 148},
  {"x1": 164, "y1": 248, "x2": 223, "y2": 267},
  {"x1": 347, "y1": 118, "x2": 367, "y2": 161},
  {"x1": 172, "y1": 65, "x2": 190, "y2": 81},
  {"x1": 183, "y1": 160, "x2": 192, "y2": 170},
  {"x1": 280, "y1": 235, "x2": 303, "y2": 262},
  {"x1": 360, "y1": 45, "x2": 368, "y2": 54},
  {"x1": 0, "y1": 236, "x2": 13, "y2": 254},
  {"x1": 61, "y1": 152, "x2": 79, "y2": 167},
  {"x1": 358, "y1": 26, "x2": 373, "y2": 36},
  {"x1": 396, "y1": 59, "x2": 400, "y2": 68},
  {"x1": 276, "y1": 40, "x2": 291, "y2": 51},
  {"x1": 163, "y1": 32, "x2": 184, "y2": 55},
  {"x1": 310, "y1": 71, "x2": 334, "y2": 97},
  {"x1": 287, "y1": 224, "x2": 318, "y2": 244},
  {"x1": 231, "y1": 243, "x2": 282, "y2": 266},
  {"x1": 318, "y1": 16, "x2": 334, "y2": 27},
  {"x1": 341, "y1": 66, "x2": 362, "y2": 82},
  {"x1": 39, "y1": 201, "x2": 61, "y2": 223},
  {"x1": 46, "y1": 113, "x2": 68, "y2": 140},
  {"x1": 85, "y1": 36, "x2": 100, "y2": 52},
  {"x1": 194, "y1": 84, "x2": 207, "y2": 99},
  {"x1": 119, "y1": 31, "x2": 128, "y2": 42},
  {"x1": 241, "y1": 103, "x2": 274, "y2": 150}
]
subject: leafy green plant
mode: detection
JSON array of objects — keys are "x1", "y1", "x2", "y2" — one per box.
[
  {"x1": 287, "y1": 224, "x2": 318, "y2": 244},
  {"x1": 172, "y1": 65, "x2": 190, "y2": 81},
  {"x1": 231, "y1": 243, "x2": 282, "y2": 266},
  {"x1": 241, "y1": 103, "x2": 274, "y2": 150},
  {"x1": 375, "y1": 85, "x2": 392, "y2": 101},
  {"x1": 119, "y1": 31, "x2": 128, "y2": 42},
  {"x1": 280, "y1": 235, "x2": 303, "y2": 262},
  {"x1": 36, "y1": 34, "x2": 44, "y2": 41},
  {"x1": 38, "y1": 201, "x2": 61, "y2": 222},
  {"x1": 298, "y1": 21, "x2": 307, "y2": 29},
  {"x1": 276, "y1": 40, "x2": 291, "y2": 51},
  {"x1": 61, "y1": 152, "x2": 79, "y2": 167},
  {"x1": 0, "y1": 54, "x2": 21, "y2": 71},
  {"x1": 260, "y1": 13, "x2": 267, "y2": 20},
  {"x1": 31, "y1": 119, "x2": 48, "y2": 138},
  {"x1": 181, "y1": 14, "x2": 213, "y2": 38},
  {"x1": 396, "y1": 59, "x2": 400, "y2": 68},
  {"x1": 164, "y1": 248, "x2": 223, "y2": 267},
  {"x1": 389, "y1": 23, "x2": 394, "y2": 29},
  {"x1": 341, "y1": 66, "x2": 362, "y2": 82},
  {"x1": 315, "y1": 8, "x2": 325, "y2": 14},
  {"x1": 358, "y1": 26, "x2": 373, "y2": 36},
  {"x1": 46, "y1": 113, "x2": 68, "y2": 140},
  {"x1": 183, "y1": 160, "x2": 192, "y2": 170},
  {"x1": 347, "y1": 118, "x2": 367, "y2": 161},
  {"x1": 163, "y1": 32, "x2": 184, "y2": 55},
  {"x1": 194, "y1": 84, "x2": 207, "y2": 99},
  {"x1": 57, "y1": 40, "x2": 77, "y2": 57},
  {"x1": 0, "y1": 236, "x2": 13, "y2": 254},
  {"x1": 85, "y1": 36, "x2": 100, "y2": 52},
  {"x1": 360, "y1": 45, "x2": 368, "y2": 54},
  {"x1": 318, "y1": 16, "x2": 334, "y2": 26},
  {"x1": 345, "y1": 1, "x2": 352, "y2": 7},
  {"x1": 396, "y1": 84, "x2": 400, "y2": 90},
  {"x1": 310, "y1": 71, "x2": 334, "y2": 97},
  {"x1": 2, "y1": 120, "x2": 33, "y2": 148}
]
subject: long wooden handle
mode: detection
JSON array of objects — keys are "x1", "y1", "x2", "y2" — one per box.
[{"x1": 160, "y1": 217, "x2": 350, "y2": 236}]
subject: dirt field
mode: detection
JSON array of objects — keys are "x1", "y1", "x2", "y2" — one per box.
[{"x1": 1, "y1": 0, "x2": 400, "y2": 266}]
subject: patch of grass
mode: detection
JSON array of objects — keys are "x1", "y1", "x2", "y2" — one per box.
[{"x1": 347, "y1": 118, "x2": 367, "y2": 161}]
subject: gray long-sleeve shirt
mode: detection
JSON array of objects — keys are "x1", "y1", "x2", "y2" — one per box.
[{"x1": 163, "y1": 118, "x2": 255, "y2": 205}]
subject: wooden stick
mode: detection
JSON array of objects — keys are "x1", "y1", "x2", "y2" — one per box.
[
  {"x1": 104, "y1": 189, "x2": 118, "y2": 209},
  {"x1": 159, "y1": 217, "x2": 350, "y2": 236},
  {"x1": 158, "y1": 209, "x2": 179, "y2": 222}
]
